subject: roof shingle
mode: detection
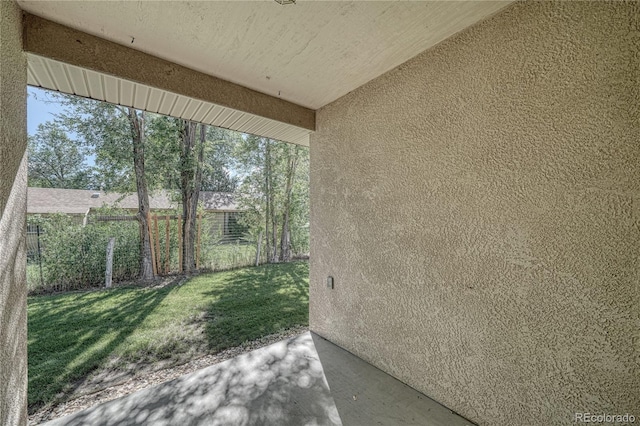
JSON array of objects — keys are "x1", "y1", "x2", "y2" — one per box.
[{"x1": 27, "y1": 188, "x2": 239, "y2": 215}]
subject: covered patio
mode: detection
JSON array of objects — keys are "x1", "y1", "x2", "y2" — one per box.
[
  {"x1": 41, "y1": 332, "x2": 471, "y2": 426},
  {"x1": 1, "y1": 1, "x2": 638, "y2": 425}
]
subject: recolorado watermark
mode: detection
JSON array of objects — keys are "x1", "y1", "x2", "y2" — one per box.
[{"x1": 574, "y1": 412, "x2": 636, "y2": 423}]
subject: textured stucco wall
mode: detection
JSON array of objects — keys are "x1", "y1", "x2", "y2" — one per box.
[
  {"x1": 0, "y1": 1, "x2": 28, "y2": 425},
  {"x1": 310, "y1": 2, "x2": 639, "y2": 425}
]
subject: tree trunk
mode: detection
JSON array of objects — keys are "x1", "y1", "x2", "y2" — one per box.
[
  {"x1": 264, "y1": 138, "x2": 278, "y2": 263},
  {"x1": 128, "y1": 108, "x2": 154, "y2": 280},
  {"x1": 191, "y1": 124, "x2": 205, "y2": 267},
  {"x1": 180, "y1": 121, "x2": 205, "y2": 273},
  {"x1": 280, "y1": 145, "x2": 299, "y2": 262},
  {"x1": 264, "y1": 138, "x2": 270, "y2": 262}
]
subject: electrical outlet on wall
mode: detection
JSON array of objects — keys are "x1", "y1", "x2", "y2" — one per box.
[{"x1": 326, "y1": 276, "x2": 334, "y2": 289}]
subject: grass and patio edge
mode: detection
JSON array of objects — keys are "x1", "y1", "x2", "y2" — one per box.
[{"x1": 28, "y1": 261, "x2": 309, "y2": 413}]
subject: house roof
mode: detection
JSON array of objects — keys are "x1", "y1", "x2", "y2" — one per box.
[{"x1": 27, "y1": 188, "x2": 239, "y2": 215}]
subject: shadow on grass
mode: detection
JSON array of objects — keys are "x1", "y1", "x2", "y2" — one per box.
[
  {"x1": 27, "y1": 282, "x2": 176, "y2": 412},
  {"x1": 202, "y1": 261, "x2": 309, "y2": 353}
]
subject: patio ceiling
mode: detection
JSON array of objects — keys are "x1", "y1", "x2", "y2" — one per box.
[
  {"x1": 19, "y1": 0, "x2": 512, "y2": 145},
  {"x1": 27, "y1": 53, "x2": 313, "y2": 146}
]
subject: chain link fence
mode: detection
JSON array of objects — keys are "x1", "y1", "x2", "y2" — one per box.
[{"x1": 26, "y1": 211, "x2": 309, "y2": 294}]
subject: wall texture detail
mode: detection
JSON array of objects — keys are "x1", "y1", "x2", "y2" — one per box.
[
  {"x1": 310, "y1": 2, "x2": 639, "y2": 425},
  {"x1": 0, "y1": 1, "x2": 28, "y2": 425}
]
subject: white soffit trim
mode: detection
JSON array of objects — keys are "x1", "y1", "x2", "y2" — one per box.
[{"x1": 27, "y1": 53, "x2": 311, "y2": 146}]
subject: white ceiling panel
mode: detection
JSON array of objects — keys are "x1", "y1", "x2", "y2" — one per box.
[
  {"x1": 220, "y1": 111, "x2": 243, "y2": 129},
  {"x1": 45, "y1": 60, "x2": 73, "y2": 94},
  {"x1": 242, "y1": 116, "x2": 265, "y2": 135},
  {"x1": 182, "y1": 99, "x2": 201, "y2": 121},
  {"x1": 191, "y1": 103, "x2": 214, "y2": 124},
  {"x1": 170, "y1": 96, "x2": 190, "y2": 119},
  {"x1": 85, "y1": 70, "x2": 104, "y2": 100},
  {"x1": 157, "y1": 92, "x2": 177, "y2": 116},
  {"x1": 103, "y1": 76, "x2": 119, "y2": 105},
  {"x1": 211, "y1": 109, "x2": 234, "y2": 128},
  {"x1": 119, "y1": 79, "x2": 135, "y2": 107},
  {"x1": 27, "y1": 67, "x2": 39, "y2": 87},
  {"x1": 132, "y1": 84, "x2": 150, "y2": 111},
  {"x1": 202, "y1": 105, "x2": 225, "y2": 125},
  {"x1": 146, "y1": 88, "x2": 163, "y2": 113},
  {"x1": 67, "y1": 66, "x2": 89, "y2": 98},
  {"x1": 29, "y1": 56, "x2": 55, "y2": 89}
]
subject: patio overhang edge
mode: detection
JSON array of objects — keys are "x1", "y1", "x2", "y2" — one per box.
[{"x1": 22, "y1": 12, "x2": 316, "y2": 132}]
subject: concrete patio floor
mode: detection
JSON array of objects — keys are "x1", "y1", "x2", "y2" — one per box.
[{"x1": 43, "y1": 332, "x2": 474, "y2": 426}]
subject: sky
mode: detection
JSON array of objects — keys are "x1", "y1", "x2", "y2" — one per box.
[
  {"x1": 28, "y1": 86, "x2": 97, "y2": 166},
  {"x1": 27, "y1": 86, "x2": 66, "y2": 136}
]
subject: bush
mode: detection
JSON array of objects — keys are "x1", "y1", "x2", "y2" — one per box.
[{"x1": 29, "y1": 211, "x2": 140, "y2": 293}]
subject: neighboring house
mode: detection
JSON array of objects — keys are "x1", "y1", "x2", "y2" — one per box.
[
  {"x1": 27, "y1": 187, "x2": 243, "y2": 236},
  {"x1": 27, "y1": 187, "x2": 239, "y2": 215}
]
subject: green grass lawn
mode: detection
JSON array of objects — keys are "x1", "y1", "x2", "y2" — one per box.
[
  {"x1": 200, "y1": 242, "x2": 260, "y2": 271},
  {"x1": 28, "y1": 261, "x2": 309, "y2": 412}
]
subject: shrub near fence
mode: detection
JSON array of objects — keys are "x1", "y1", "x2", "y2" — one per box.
[
  {"x1": 26, "y1": 211, "x2": 253, "y2": 293},
  {"x1": 27, "y1": 212, "x2": 140, "y2": 293}
]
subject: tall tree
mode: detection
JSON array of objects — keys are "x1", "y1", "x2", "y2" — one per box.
[
  {"x1": 127, "y1": 108, "x2": 154, "y2": 280},
  {"x1": 145, "y1": 115, "x2": 182, "y2": 190},
  {"x1": 136, "y1": 115, "x2": 240, "y2": 272},
  {"x1": 279, "y1": 144, "x2": 300, "y2": 262},
  {"x1": 28, "y1": 121, "x2": 94, "y2": 189},
  {"x1": 180, "y1": 120, "x2": 206, "y2": 272},
  {"x1": 264, "y1": 138, "x2": 277, "y2": 262},
  {"x1": 54, "y1": 94, "x2": 155, "y2": 279}
]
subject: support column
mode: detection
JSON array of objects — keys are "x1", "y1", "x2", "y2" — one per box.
[{"x1": 0, "y1": 1, "x2": 28, "y2": 425}]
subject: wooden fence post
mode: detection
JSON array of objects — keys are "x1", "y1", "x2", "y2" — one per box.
[
  {"x1": 36, "y1": 224, "x2": 44, "y2": 288},
  {"x1": 165, "y1": 215, "x2": 170, "y2": 274},
  {"x1": 153, "y1": 215, "x2": 161, "y2": 274},
  {"x1": 105, "y1": 237, "x2": 115, "y2": 288},
  {"x1": 147, "y1": 212, "x2": 158, "y2": 277}
]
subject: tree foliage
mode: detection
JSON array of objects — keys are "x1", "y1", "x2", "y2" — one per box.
[
  {"x1": 234, "y1": 136, "x2": 309, "y2": 263},
  {"x1": 202, "y1": 127, "x2": 240, "y2": 193},
  {"x1": 54, "y1": 94, "x2": 134, "y2": 191},
  {"x1": 145, "y1": 116, "x2": 240, "y2": 193},
  {"x1": 52, "y1": 93, "x2": 155, "y2": 279},
  {"x1": 28, "y1": 122, "x2": 94, "y2": 189}
]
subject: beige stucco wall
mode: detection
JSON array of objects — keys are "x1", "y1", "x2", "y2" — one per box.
[
  {"x1": 310, "y1": 2, "x2": 639, "y2": 424},
  {"x1": 0, "y1": 1, "x2": 28, "y2": 425}
]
